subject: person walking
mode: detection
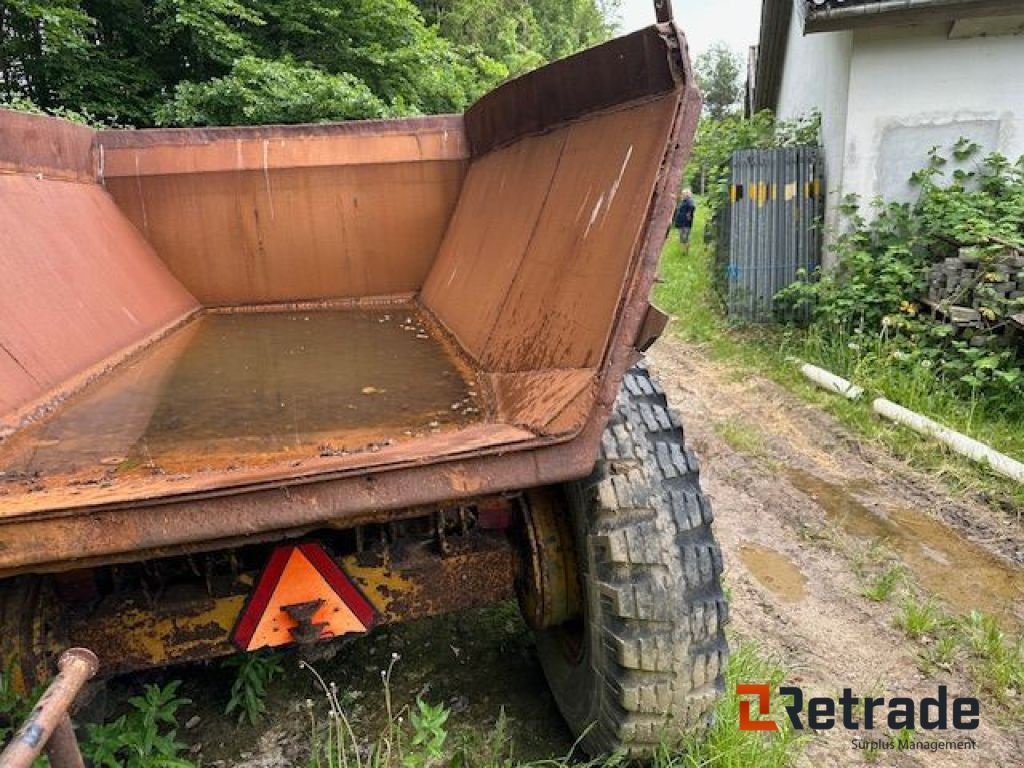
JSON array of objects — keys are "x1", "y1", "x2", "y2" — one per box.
[{"x1": 674, "y1": 189, "x2": 696, "y2": 253}]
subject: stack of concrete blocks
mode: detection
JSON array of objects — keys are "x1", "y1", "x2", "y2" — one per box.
[{"x1": 927, "y1": 248, "x2": 1024, "y2": 327}]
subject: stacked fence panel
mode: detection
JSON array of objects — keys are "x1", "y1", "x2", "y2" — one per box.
[{"x1": 721, "y1": 145, "x2": 823, "y2": 321}]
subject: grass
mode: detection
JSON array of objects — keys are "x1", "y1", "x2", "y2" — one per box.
[
  {"x1": 653, "y1": 200, "x2": 1024, "y2": 513},
  {"x1": 222, "y1": 650, "x2": 284, "y2": 725},
  {"x1": 860, "y1": 564, "x2": 906, "y2": 603},
  {"x1": 674, "y1": 642, "x2": 811, "y2": 768},
  {"x1": 713, "y1": 419, "x2": 765, "y2": 456},
  {"x1": 297, "y1": 641, "x2": 810, "y2": 768},
  {"x1": 890, "y1": 595, "x2": 1024, "y2": 718},
  {"x1": 896, "y1": 596, "x2": 943, "y2": 641}
]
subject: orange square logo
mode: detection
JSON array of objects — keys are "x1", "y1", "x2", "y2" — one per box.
[{"x1": 737, "y1": 684, "x2": 778, "y2": 732}]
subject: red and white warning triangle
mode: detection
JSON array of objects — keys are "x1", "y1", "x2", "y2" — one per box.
[{"x1": 233, "y1": 543, "x2": 375, "y2": 651}]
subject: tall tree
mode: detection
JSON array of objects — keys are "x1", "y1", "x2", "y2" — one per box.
[
  {"x1": 1, "y1": 0, "x2": 618, "y2": 127},
  {"x1": 694, "y1": 42, "x2": 742, "y2": 120}
]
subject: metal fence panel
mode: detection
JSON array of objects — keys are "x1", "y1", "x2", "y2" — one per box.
[{"x1": 720, "y1": 144, "x2": 823, "y2": 321}]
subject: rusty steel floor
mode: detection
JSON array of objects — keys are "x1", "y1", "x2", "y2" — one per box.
[{"x1": 0, "y1": 307, "x2": 485, "y2": 492}]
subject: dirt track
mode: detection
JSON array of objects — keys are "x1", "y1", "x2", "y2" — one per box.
[
  {"x1": 177, "y1": 333, "x2": 1023, "y2": 767},
  {"x1": 647, "y1": 334, "x2": 1024, "y2": 767}
]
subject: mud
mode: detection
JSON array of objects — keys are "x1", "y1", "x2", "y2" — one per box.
[
  {"x1": 738, "y1": 543, "x2": 808, "y2": 603},
  {"x1": 647, "y1": 334, "x2": 1024, "y2": 767},
  {"x1": 786, "y1": 468, "x2": 1024, "y2": 629}
]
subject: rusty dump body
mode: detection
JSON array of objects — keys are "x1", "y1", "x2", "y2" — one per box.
[{"x1": 0, "y1": 24, "x2": 700, "y2": 580}]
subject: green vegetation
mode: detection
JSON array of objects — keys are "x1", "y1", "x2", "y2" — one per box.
[
  {"x1": 223, "y1": 650, "x2": 284, "y2": 725},
  {"x1": 2, "y1": 635, "x2": 806, "y2": 768},
  {"x1": 777, "y1": 143, "x2": 1024, "y2": 407},
  {"x1": 82, "y1": 681, "x2": 194, "y2": 768},
  {"x1": 896, "y1": 597, "x2": 943, "y2": 641},
  {"x1": 0, "y1": 662, "x2": 45, "y2": 767},
  {"x1": 298, "y1": 642, "x2": 810, "y2": 768},
  {"x1": 654, "y1": 192, "x2": 1024, "y2": 511},
  {"x1": 674, "y1": 642, "x2": 810, "y2": 768},
  {"x1": 0, "y1": 0, "x2": 618, "y2": 127},
  {"x1": 692, "y1": 43, "x2": 742, "y2": 120},
  {"x1": 713, "y1": 418, "x2": 765, "y2": 456},
  {"x1": 845, "y1": 546, "x2": 1023, "y2": 717},
  {"x1": 894, "y1": 601, "x2": 1024, "y2": 717},
  {"x1": 860, "y1": 564, "x2": 906, "y2": 603}
]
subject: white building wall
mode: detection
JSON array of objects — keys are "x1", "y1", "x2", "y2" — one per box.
[
  {"x1": 842, "y1": 23, "x2": 1024, "y2": 213},
  {"x1": 775, "y1": 8, "x2": 853, "y2": 247},
  {"x1": 773, "y1": 12, "x2": 1023, "y2": 266}
]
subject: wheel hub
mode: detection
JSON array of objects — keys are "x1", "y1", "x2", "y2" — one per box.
[{"x1": 516, "y1": 489, "x2": 582, "y2": 631}]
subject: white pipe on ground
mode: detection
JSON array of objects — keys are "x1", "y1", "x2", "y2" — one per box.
[
  {"x1": 873, "y1": 398, "x2": 1024, "y2": 484},
  {"x1": 799, "y1": 363, "x2": 864, "y2": 400}
]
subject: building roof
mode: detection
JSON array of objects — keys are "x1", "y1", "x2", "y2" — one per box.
[
  {"x1": 804, "y1": 0, "x2": 1024, "y2": 33},
  {"x1": 752, "y1": 0, "x2": 1023, "y2": 110},
  {"x1": 751, "y1": 0, "x2": 792, "y2": 113}
]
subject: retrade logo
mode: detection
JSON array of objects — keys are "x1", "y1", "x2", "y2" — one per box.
[{"x1": 737, "y1": 684, "x2": 980, "y2": 733}]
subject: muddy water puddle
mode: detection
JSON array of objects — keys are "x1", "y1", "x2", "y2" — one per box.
[
  {"x1": 0, "y1": 308, "x2": 482, "y2": 482},
  {"x1": 738, "y1": 543, "x2": 808, "y2": 602},
  {"x1": 787, "y1": 468, "x2": 1024, "y2": 628}
]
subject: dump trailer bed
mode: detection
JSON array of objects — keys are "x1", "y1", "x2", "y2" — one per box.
[
  {"x1": 0, "y1": 14, "x2": 731, "y2": 756},
  {"x1": 0, "y1": 23, "x2": 698, "y2": 578}
]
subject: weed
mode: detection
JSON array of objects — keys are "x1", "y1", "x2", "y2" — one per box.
[
  {"x1": 776, "y1": 144, "x2": 1024, "y2": 407},
  {"x1": 893, "y1": 728, "x2": 914, "y2": 749},
  {"x1": 448, "y1": 709, "x2": 515, "y2": 768},
  {"x1": 862, "y1": 742, "x2": 881, "y2": 763},
  {"x1": 919, "y1": 632, "x2": 961, "y2": 674},
  {"x1": 223, "y1": 650, "x2": 283, "y2": 725},
  {"x1": 714, "y1": 418, "x2": 765, "y2": 455},
  {"x1": 674, "y1": 641, "x2": 812, "y2": 768},
  {"x1": 847, "y1": 540, "x2": 891, "y2": 579},
  {"x1": 890, "y1": 602, "x2": 1022, "y2": 715},
  {"x1": 896, "y1": 597, "x2": 943, "y2": 641},
  {"x1": 861, "y1": 564, "x2": 906, "y2": 603},
  {"x1": 654, "y1": 199, "x2": 1024, "y2": 512},
  {"x1": 296, "y1": 639, "x2": 809, "y2": 768},
  {"x1": 960, "y1": 611, "x2": 1004, "y2": 659},
  {"x1": 82, "y1": 681, "x2": 195, "y2": 768},
  {"x1": 957, "y1": 612, "x2": 1024, "y2": 705},
  {"x1": 0, "y1": 661, "x2": 46, "y2": 768},
  {"x1": 403, "y1": 699, "x2": 449, "y2": 768},
  {"x1": 304, "y1": 653, "x2": 456, "y2": 768}
]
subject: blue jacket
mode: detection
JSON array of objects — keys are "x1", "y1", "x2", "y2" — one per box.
[{"x1": 674, "y1": 197, "x2": 695, "y2": 228}]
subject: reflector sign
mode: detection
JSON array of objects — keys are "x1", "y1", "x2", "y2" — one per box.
[{"x1": 233, "y1": 543, "x2": 375, "y2": 651}]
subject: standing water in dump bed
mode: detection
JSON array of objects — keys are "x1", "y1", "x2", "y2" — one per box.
[{"x1": 0, "y1": 308, "x2": 482, "y2": 483}]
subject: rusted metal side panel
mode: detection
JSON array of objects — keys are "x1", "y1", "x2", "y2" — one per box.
[
  {"x1": 0, "y1": 424, "x2": 569, "y2": 577},
  {"x1": 481, "y1": 96, "x2": 679, "y2": 372},
  {"x1": 98, "y1": 118, "x2": 469, "y2": 306},
  {"x1": 423, "y1": 95, "x2": 678, "y2": 372},
  {"x1": 420, "y1": 135, "x2": 565, "y2": 358},
  {"x1": 423, "y1": 25, "x2": 684, "y2": 374},
  {"x1": 103, "y1": 163, "x2": 464, "y2": 306},
  {"x1": 96, "y1": 116, "x2": 467, "y2": 174},
  {"x1": 464, "y1": 26, "x2": 679, "y2": 155},
  {"x1": 0, "y1": 423, "x2": 536, "y2": 522},
  {"x1": 0, "y1": 110, "x2": 95, "y2": 182},
  {"x1": 0, "y1": 175, "x2": 198, "y2": 428}
]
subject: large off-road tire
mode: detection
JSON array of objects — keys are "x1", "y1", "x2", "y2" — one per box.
[{"x1": 535, "y1": 364, "x2": 728, "y2": 757}]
